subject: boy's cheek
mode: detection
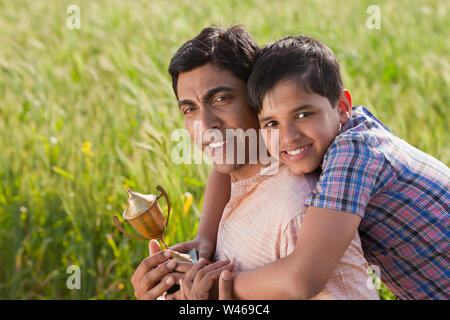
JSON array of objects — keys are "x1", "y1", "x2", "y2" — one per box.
[{"x1": 262, "y1": 131, "x2": 280, "y2": 160}]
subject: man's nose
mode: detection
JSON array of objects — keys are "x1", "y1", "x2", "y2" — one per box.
[{"x1": 200, "y1": 108, "x2": 222, "y2": 135}]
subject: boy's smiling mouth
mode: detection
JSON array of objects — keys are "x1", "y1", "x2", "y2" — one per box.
[{"x1": 281, "y1": 143, "x2": 312, "y2": 161}]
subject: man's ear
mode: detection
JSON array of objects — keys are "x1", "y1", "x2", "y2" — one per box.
[{"x1": 337, "y1": 89, "x2": 352, "y2": 125}]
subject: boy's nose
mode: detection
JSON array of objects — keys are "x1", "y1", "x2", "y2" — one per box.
[{"x1": 279, "y1": 123, "x2": 302, "y2": 148}]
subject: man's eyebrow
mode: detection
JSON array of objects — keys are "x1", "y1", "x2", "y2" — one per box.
[
  {"x1": 202, "y1": 86, "x2": 234, "y2": 103},
  {"x1": 178, "y1": 86, "x2": 234, "y2": 109},
  {"x1": 178, "y1": 99, "x2": 194, "y2": 108}
]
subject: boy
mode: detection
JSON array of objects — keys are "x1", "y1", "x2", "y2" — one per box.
[{"x1": 182, "y1": 35, "x2": 449, "y2": 300}]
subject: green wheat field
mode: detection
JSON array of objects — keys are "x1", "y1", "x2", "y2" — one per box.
[{"x1": 0, "y1": 0, "x2": 448, "y2": 299}]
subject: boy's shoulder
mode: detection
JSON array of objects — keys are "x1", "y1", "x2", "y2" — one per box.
[
  {"x1": 337, "y1": 106, "x2": 392, "y2": 144},
  {"x1": 323, "y1": 106, "x2": 449, "y2": 180},
  {"x1": 324, "y1": 106, "x2": 393, "y2": 164}
]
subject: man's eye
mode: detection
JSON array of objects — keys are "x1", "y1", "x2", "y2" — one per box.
[
  {"x1": 182, "y1": 107, "x2": 194, "y2": 115},
  {"x1": 214, "y1": 95, "x2": 231, "y2": 104}
]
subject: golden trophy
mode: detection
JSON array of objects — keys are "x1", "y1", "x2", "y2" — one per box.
[{"x1": 113, "y1": 186, "x2": 195, "y2": 262}]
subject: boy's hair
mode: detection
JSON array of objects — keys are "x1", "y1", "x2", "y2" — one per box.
[
  {"x1": 168, "y1": 25, "x2": 259, "y2": 99},
  {"x1": 247, "y1": 35, "x2": 344, "y2": 113}
]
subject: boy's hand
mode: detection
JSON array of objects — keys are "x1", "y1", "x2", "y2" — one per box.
[
  {"x1": 179, "y1": 258, "x2": 234, "y2": 300},
  {"x1": 218, "y1": 270, "x2": 233, "y2": 300},
  {"x1": 170, "y1": 234, "x2": 215, "y2": 261}
]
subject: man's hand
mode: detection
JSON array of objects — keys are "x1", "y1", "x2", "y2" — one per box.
[
  {"x1": 131, "y1": 240, "x2": 191, "y2": 300},
  {"x1": 169, "y1": 234, "x2": 215, "y2": 261},
  {"x1": 179, "y1": 258, "x2": 234, "y2": 300}
]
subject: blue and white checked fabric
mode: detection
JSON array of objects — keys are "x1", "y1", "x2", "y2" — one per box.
[{"x1": 305, "y1": 106, "x2": 450, "y2": 300}]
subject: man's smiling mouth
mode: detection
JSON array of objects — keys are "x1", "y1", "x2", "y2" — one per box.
[{"x1": 209, "y1": 140, "x2": 227, "y2": 148}]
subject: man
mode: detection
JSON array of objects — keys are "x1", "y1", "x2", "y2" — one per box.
[{"x1": 132, "y1": 25, "x2": 262, "y2": 300}]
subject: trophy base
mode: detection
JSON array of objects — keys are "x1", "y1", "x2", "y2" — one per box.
[{"x1": 170, "y1": 248, "x2": 198, "y2": 263}]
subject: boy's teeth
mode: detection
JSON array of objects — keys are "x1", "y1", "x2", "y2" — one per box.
[{"x1": 286, "y1": 147, "x2": 305, "y2": 155}]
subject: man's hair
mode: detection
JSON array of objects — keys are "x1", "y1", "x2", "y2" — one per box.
[
  {"x1": 168, "y1": 25, "x2": 259, "y2": 99},
  {"x1": 247, "y1": 35, "x2": 344, "y2": 113}
]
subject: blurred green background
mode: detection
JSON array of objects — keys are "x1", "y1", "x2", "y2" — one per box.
[{"x1": 0, "y1": 0, "x2": 448, "y2": 299}]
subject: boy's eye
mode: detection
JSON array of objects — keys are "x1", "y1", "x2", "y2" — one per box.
[
  {"x1": 265, "y1": 120, "x2": 278, "y2": 128},
  {"x1": 296, "y1": 112, "x2": 311, "y2": 119}
]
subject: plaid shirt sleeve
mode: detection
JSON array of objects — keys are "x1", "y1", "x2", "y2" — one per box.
[{"x1": 305, "y1": 134, "x2": 394, "y2": 217}]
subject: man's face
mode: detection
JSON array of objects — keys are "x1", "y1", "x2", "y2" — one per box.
[
  {"x1": 258, "y1": 80, "x2": 350, "y2": 175},
  {"x1": 177, "y1": 63, "x2": 260, "y2": 174}
]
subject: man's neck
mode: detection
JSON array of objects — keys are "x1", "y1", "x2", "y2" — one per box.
[{"x1": 229, "y1": 162, "x2": 268, "y2": 182}]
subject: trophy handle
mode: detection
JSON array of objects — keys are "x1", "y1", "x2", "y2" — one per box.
[
  {"x1": 113, "y1": 216, "x2": 147, "y2": 240},
  {"x1": 156, "y1": 185, "x2": 171, "y2": 228}
]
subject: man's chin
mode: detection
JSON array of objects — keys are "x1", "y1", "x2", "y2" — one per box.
[{"x1": 213, "y1": 163, "x2": 245, "y2": 174}]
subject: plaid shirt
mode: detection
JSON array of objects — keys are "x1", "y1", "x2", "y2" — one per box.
[{"x1": 305, "y1": 106, "x2": 450, "y2": 300}]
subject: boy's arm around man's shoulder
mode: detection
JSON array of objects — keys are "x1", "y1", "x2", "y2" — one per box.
[{"x1": 231, "y1": 206, "x2": 361, "y2": 299}]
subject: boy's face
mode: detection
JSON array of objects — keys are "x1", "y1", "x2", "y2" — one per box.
[{"x1": 258, "y1": 80, "x2": 351, "y2": 175}]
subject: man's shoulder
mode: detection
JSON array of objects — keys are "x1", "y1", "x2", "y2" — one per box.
[{"x1": 259, "y1": 164, "x2": 318, "y2": 206}]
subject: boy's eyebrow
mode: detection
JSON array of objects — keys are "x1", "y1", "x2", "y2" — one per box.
[
  {"x1": 259, "y1": 104, "x2": 315, "y2": 122},
  {"x1": 259, "y1": 115, "x2": 273, "y2": 123},
  {"x1": 290, "y1": 104, "x2": 315, "y2": 114},
  {"x1": 178, "y1": 86, "x2": 234, "y2": 109}
]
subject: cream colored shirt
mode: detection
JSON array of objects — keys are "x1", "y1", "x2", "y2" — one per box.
[{"x1": 215, "y1": 163, "x2": 379, "y2": 300}]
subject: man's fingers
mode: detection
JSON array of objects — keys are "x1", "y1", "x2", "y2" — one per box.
[
  {"x1": 149, "y1": 239, "x2": 161, "y2": 256},
  {"x1": 134, "y1": 259, "x2": 176, "y2": 298},
  {"x1": 219, "y1": 270, "x2": 233, "y2": 300},
  {"x1": 179, "y1": 278, "x2": 185, "y2": 299},
  {"x1": 165, "y1": 288, "x2": 183, "y2": 300},
  {"x1": 169, "y1": 241, "x2": 193, "y2": 254},
  {"x1": 131, "y1": 251, "x2": 172, "y2": 287},
  {"x1": 141, "y1": 275, "x2": 176, "y2": 300},
  {"x1": 174, "y1": 261, "x2": 194, "y2": 273},
  {"x1": 168, "y1": 271, "x2": 185, "y2": 284}
]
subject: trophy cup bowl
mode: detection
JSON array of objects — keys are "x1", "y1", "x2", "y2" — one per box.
[{"x1": 113, "y1": 186, "x2": 195, "y2": 262}]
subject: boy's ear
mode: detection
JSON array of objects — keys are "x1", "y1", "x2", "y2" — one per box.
[{"x1": 338, "y1": 89, "x2": 352, "y2": 125}]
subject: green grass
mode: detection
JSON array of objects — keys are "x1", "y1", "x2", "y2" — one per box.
[{"x1": 0, "y1": 0, "x2": 447, "y2": 299}]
